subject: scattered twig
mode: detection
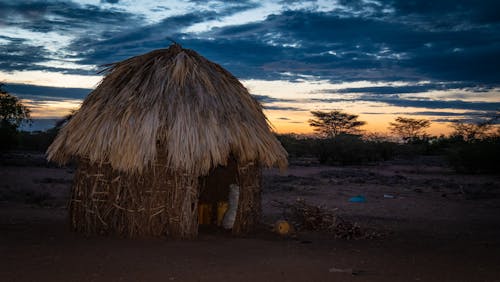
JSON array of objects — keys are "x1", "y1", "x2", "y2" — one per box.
[{"x1": 272, "y1": 198, "x2": 383, "y2": 239}]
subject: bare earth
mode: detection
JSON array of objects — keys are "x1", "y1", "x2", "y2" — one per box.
[{"x1": 1, "y1": 153, "x2": 500, "y2": 282}]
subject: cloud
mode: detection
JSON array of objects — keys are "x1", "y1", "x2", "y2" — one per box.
[
  {"x1": 0, "y1": 1, "x2": 142, "y2": 33},
  {"x1": 360, "y1": 96, "x2": 500, "y2": 111},
  {"x1": 1, "y1": 0, "x2": 500, "y2": 96},
  {"x1": 65, "y1": 3, "x2": 263, "y2": 68},
  {"x1": 0, "y1": 37, "x2": 50, "y2": 71},
  {"x1": 329, "y1": 83, "x2": 478, "y2": 95},
  {"x1": 309, "y1": 94, "x2": 500, "y2": 111},
  {"x1": 2, "y1": 0, "x2": 497, "y2": 131},
  {"x1": 363, "y1": 111, "x2": 487, "y2": 117},
  {"x1": 389, "y1": 0, "x2": 500, "y2": 28},
  {"x1": 251, "y1": 94, "x2": 303, "y2": 111},
  {"x1": 361, "y1": 110, "x2": 494, "y2": 123},
  {"x1": 3, "y1": 83, "x2": 91, "y2": 101},
  {"x1": 263, "y1": 105, "x2": 304, "y2": 111},
  {"x1": 0, "y1": 1, "x2": 143, "y2": 74},
  {"x1": 251, "y1": 94, "x2": 293, "y2": 103},
  {"x1": 189, "y1": 8, "x2": 500, "y2": 84}
]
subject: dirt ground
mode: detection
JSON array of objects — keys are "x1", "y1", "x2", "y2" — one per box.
[{"x1": 1, "y1": 152, "x2": 500, "y2": 282}]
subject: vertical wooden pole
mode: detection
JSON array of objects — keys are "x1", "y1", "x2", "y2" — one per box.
[{"x1": 232, "y1": 162, "x2": 262, "y2": 234}]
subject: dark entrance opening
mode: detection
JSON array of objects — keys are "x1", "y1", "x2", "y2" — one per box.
[{"x1": 198, "y1": 158, "x2": 238, "y2": 230}]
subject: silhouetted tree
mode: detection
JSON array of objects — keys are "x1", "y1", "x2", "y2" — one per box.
[
  {"x1": 389, "y1": 117, "x2": 430, "y2": 142},
  {"x1": 451, "y1": 111, "x2": 499, "y2": 142},
  {"x1": 309, "y1": 110, "x2": 366, "y2": 138},
  {"x1": 451, "y1": 121, "x2": 492, "y2": 141},
  {"x1": 0, "y1": 84, "x2": 31, "y2": 149}
]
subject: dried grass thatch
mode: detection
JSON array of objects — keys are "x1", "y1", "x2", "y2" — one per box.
[{"x1": 47, "y1": 44, "x2": 287, "y2": 176}]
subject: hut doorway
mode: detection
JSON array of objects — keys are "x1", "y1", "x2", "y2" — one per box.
[
  {"x1": 197, "y1": 159, "x2": 262, "y2": 235},
  {"x1": 198, "y1": 159, "x2": 239, "y2": 230}
]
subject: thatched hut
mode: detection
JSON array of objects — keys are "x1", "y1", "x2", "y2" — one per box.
[{"x1": 47, "y1": 44, "x2": 287, "y2": 238}]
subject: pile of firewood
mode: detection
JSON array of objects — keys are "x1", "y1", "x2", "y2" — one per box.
[{"x1": 273, "y1": 198, "x2": 381, "y2": 239}]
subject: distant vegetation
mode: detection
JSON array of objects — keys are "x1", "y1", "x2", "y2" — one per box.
[
  {"x1": 279, "y1": 110, "x2": 500, "y2": 174},
  {"x1": 388, "y1": 116, "x2": 431, "y2": 142},
  {"x1": 0, "y1": 83, "x2": 32, "y2": 150},
  {"x1": 309, "y1": 110, "x2": 365, "y2": 137},
  {"x1": 278, "y1": 132, "x2": 500, "y2": 174},
  {"x1": 278, "y1": 134, "x2": 396, "y2": 165}
]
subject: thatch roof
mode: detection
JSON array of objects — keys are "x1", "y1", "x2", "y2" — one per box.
[{"x1": 47, "y1": 44, "x2": 288, "y2": 176}]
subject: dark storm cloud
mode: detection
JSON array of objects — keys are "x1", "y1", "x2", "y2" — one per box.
[
  {"x1": 67, "y1": 2, "x2": 261, "y2": 68},
  {"x1": 251, "y1": 94, "x2": 293, "y2": 103},
  {"x1": 0, "y1": 37, "x2": 50, "y2": 71},
  {"x1": 2, "y1": 0, "x2": 500, "y2": 99},
  {"x1": 327, "y1": 82, "x2": 480, "y2": 95},
  {"x1": 0, "y1": 0, "x2": 143, "y2": 73},
  {"x1": 252, "y1": 94, "x2": 301, "y2": 111},
  {"x1": 0, "y1": 1, "x2": 141, "y2": 33},
  {"x1": 360, "y1": 96, "x2": 500, "y2": 111},
  {"x1": 0, "y1": 1, "x2": 48, "y2": 24},
  {"x1": 0, "y1": 35, "x2": 97, "y2": 74},
  {"x1": 362, "y1": 111, "x2": 486, "y2": 117},
  {"x1": 182, "y1": 6, "x2": 499, "y2": 84},
  {"x1": 389, "y1": 0, "x2": 500, "y2": 27},
  {"x1": 361, "y1": 110, "x2": 494, "y2": 123},
  {"x1": 310, "y1": 95, "x2": 500, "y2": 111},
  {"x1": 4, "y1": 83, "x2": 91, "y2": 101},
  {"x1": 187, "y1": 0, "x2": 258, "y2": 10},
  {"x1": 68, "y1": 12, "x2": 221, "y2": 65},
  {"x1": 263, "y1": 105, "x2": 304, "y2": 111}
]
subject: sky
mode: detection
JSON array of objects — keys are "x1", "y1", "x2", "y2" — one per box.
[{"x1": 1, "y1": 0, "x2": 499, "y2": 134}]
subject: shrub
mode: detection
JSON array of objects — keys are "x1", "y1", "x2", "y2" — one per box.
[
  {"x1": 278, "y1": 134, "x2": 397, "y2": 165},
  {"x1": 16, "y1": 129, "x2": 59, "y2": 151},
  {"x1": 447, "y1": 137, "x2": 500, "y2": 174},
  {"x1": 316, "y1": 135, "x2": 397, "y2": 165}
]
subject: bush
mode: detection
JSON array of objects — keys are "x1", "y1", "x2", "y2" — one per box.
[
  {"x1": 447, "y1": 137, "x2": 500, "y2": 174},
  {"x1": 0, "y1": 122, "x2": 19, "y2": 150},
  {"x1": 277, "y1": 134, "x2": 398, "y2": 165},
  {"x1": 276, "y1": 134, "x2": 318, "y2": 158},
  {"x1": 1, "y1": 85, "x2": 31, "y2": 150},
  {"x1": 316, "y1": 135, "x2": 397, "y2": 165},
  {"x1": 16, "y1": 129, "x2": 58, "y2": 151}
]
